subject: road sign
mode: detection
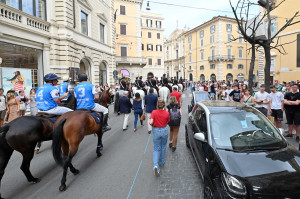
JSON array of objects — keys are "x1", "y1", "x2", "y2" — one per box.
[{"x1": 113, "y1": 70, "x2": 118, "y2": 76}]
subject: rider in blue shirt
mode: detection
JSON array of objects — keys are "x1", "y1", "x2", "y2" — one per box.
[
  {"x1": 36, "y1": 73, "x2": 73, "y2": 115},
  {"x1": 74, "y1": 73, "x2": 111, "y2": 132},
  {"x1": 58, "y1": 76, "x2": 71, "y2": 101}
]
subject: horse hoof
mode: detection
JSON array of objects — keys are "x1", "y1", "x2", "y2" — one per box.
[
  {"x1": 59, "y1": 184, "x2": 67, "y2": 192},
  {"x1": 30, "y1": 178, "x2": 41, "y2": 184},
  {"x1": 97, "y1": 153, "x2": 102, "y2": 158},
  {"x1": 71, "y1": 169, "x2": 80, "y2": 175}
]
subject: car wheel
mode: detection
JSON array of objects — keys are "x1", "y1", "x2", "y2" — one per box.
[
  {"x1": 204, "y1": 182, "x2": 214, "y2": 199},
  {"x1": 185, "y1": 125, "x2": 191, "y2": 149}
]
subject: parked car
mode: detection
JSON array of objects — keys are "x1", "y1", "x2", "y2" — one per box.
[
  {"x1": 185, "y1": 101, "x2": 300, "y2": 198},
  {"x1": 188, "y1": 91, "x2": 211, "y2": 113}
]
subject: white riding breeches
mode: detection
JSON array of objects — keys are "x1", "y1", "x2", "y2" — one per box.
[
  {"x1": 92, "y1": 103, "x2": 108, "y2": 115},
  {"x1": 38, "y1": 106, "x2": 73, "y2": 115}
]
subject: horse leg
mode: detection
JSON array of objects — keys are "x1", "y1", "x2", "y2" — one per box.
[
  {"x1": 60, "y1": 139, "x2": 78, "y2": 176},
  {"x1": 59, "y1": 146, "x2": 79, "y2": 191},
  {"x1": 0, "y1": 148, "x2": 13, "y2": 199},
  {"x1": 20, "y1": 150, "x2": 40, "y2": 183},
  {"x1": 96, "y1": 131, "x2": 103, "y2": 157}
]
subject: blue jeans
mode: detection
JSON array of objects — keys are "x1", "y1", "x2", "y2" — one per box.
[
  {"x1": 152, "y1": 126, "x2": 169, "y2": 170},
  {"x1": 134, "y1": 109, "x2": 143, "y2": 128}
]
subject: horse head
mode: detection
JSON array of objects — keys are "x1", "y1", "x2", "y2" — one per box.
[{"x1": 99, "y1": 89, "x2": 111, "y2": 108}]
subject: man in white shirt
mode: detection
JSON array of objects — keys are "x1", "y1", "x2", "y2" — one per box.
[
  {"x1": 225, "y1": 85, "x2": 233, "y2": 102},
  {"x1": 254, "y1": 84, "x2": 270, "y2": 117},
  {"x1": 269, "y1": 85, "x2": 284, "y2": 128},
  {"x1": 0, "y1": 88, "x2": 6, "y2": 127}
]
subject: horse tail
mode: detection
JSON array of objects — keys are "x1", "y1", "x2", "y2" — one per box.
[
  {"x1": 0, "y1": 125, "x2": 9, "y2": 137},
  {"x1": 52, "y1": 118, "x2": 67, "y2": 166}
]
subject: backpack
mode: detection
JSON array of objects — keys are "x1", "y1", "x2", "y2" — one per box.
[{"x1": 169, "y1": 105, "x2": 181, "y2": 126}]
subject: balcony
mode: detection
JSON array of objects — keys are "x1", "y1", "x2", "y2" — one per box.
[
  {"x1": 116, "y1": 56, "x2": 147, "y2": 66},
  {"x1": 0, "y1": 3, "x2": 50, "y2": 34},
  {"x1": 208, "y1": 55, "x2": 235, "y2": 62}
]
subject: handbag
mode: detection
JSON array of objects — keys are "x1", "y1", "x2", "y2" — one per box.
[
  {"x1": 140, "y1": 113, "x2": 145, "y2": 121},
  {"x1": 19, "y1": 102, "x2": 26, "y2": 110}
]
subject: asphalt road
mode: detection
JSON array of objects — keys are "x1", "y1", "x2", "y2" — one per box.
[{"x1": 1, "y1": 89, "x2": 203, "y2": 199}]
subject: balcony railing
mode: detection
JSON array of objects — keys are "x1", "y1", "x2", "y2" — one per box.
[
  {"x1": 116, "y1": 56, "x2": 147, "y2": 66},
  {"x1": 0, "y1": 3, "x2": 50, "y2": 33},
  {"x1": 208, "y1": 55, "x2": 235, "y2": 62}
]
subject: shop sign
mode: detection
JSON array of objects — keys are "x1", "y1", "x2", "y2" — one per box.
[{"x1": 1, "y1": 67, "x2": 33, "y2": 95}]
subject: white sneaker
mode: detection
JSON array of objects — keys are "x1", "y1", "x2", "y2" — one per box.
[{"x1": 153, "y1": 166, "x2": 160, "y2": 177}]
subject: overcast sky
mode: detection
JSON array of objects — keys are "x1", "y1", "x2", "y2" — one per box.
[{"x1": 141, "y1": 0, "x2": 259, "y2": 37}]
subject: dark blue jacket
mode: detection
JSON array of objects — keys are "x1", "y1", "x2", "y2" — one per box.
[
  {"x1": 118, "y1": 96, "x2": 132, "y2": 114},
  {"x1": 145, "y1": 93, "x2": 158, "y2": 113}
]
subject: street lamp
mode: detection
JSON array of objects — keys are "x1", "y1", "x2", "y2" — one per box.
[{"x1": 146, "y1": 1, "x2": 151, "y2": 10}]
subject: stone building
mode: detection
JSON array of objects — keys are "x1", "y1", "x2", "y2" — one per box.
[
  {"x1": 0, "y1": 0, "x2": 115, "y2": 93},
  {"x1": 114, "y1": 0, "x2": 164, "y2": 81},
  {"x1": 164, "y1": 29, "x2": 186, "y2": 79}
]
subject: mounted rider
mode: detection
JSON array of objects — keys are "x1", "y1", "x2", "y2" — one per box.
[
  {"x1": 150, "y1": 76, "x2": 159, "y2": 96},
  {"x1": 173, "y1": 77, "x2": 178, "y2": 85},
  {"x1": 120, "y1": 77, "x2": 127, "y2": 91},
  {"x1": 162, "y1": 74, "x2": 172, "y2": 93},
  {"x1": 74, "y1": 73, "x2": 111, "y2": 132},
  {"x1": 36, "y1": 73, "x2": 73, "y2": 115},
  {"x1": 58, "y1": 76, "x2": 71, "y2": 101}
]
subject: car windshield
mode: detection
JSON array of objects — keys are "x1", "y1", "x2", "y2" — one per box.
[
  {"x1": 210, "y1": 108, "x2": 286, "y2": 151},
  {"x1": 194, "y1": 93, "x2": 210, "y2": 102}
]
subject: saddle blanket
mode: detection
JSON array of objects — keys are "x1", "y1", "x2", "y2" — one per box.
[
  {"x1": 48, "y1": 112, "x2": 101, "y2": 124},
  {"x1": 89, "y1": 112, "x2": 101, "y2": 124}
]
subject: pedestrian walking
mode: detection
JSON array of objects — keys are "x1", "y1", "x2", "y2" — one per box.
[
  {"x1": 170, "y1": 87, "x2": 182, "y2": 106},
  {"x1": 167, "y1": 96, "x2": 182, "y2": 152},
  {"x1": 132, "y1": 93, "x2": 144, "y2": 132},
  {"x1": 5, "y1": 90, "x2": 20, "y2": 122},
  {"x1": 118, "y1": 91, "x2": 132, "y2": 131},
  {"x1": 145, "y1": 88, "x2": 158, "y2": 134},
  {"x1": 149, "y1": 100, "x2": 170, "y2": 177},
  {"x1": 0, "y1": 88, "x2": 6, "y2": 127},
  {"x1": 225, "y1": 85, "x2": 233, "y2": 102},
  {"x1": 269, "y1": 85, "x2": 284, "y2": 129},
  {"x1": 254, "y1": 84, "x2": 270, "y2": 117},
  {"x1": 17, "y1": 90, "x2": 28, "y2": 116},
  {"x1": 283, "y1": 83, "x2": 300, "y2": 140},
  {"x1": 29, "y1": 88, "x2": 38, "y2": 116}
]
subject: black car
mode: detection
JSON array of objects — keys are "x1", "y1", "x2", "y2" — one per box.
[
  {"x1": 188, "y1": 91, "x2": 211, "y2": 113},
  {"x1": 186, "y1": 101, "x2": 300, "y2": 198}
]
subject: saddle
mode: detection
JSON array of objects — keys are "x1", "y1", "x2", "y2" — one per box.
[
  {"x1": 36, "y1": 112, "x2": 59, "y2": 123},
  {"x1": 77, "y1": 109, "x2": 101, "y2": 124}
]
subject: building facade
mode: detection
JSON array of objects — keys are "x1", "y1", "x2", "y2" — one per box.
[
  {"x1": 183, "y1": 16, "x2": 258, "y2": 82},
  {"x1": 141, "y1": 12, "x2": 164, "y2": 79},
  {"x1": 164, "y1": 29, "x2": 186, "y2": 79},
  {"x1": 114, "y1": 0, "x2": 164, "y2": 80},
  {"x1": 259, "y1": 0, "x2": 300, "y2": 83},
  {"x1": 0, "y1": 0, "x2": 115, "y2": 93}
]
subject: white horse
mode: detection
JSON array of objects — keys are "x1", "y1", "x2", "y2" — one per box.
[
  {"x1": 145, "y1": 85, "x2": 158, "y2": 96},
  {"x1": 132, "y1": 87, "x2": 145, "y2": 104},
  {"x1": 159, "y1": 86, "x2": 170, "y2": 103}
]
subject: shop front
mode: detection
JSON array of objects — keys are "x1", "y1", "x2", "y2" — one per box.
[{"x1": 0, "y1": 41, "x2": 43, "y2": 95}]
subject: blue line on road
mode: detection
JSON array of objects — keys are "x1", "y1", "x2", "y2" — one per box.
[{"x1": 126, "y1": 133, "x2": 152, "y2": 199}]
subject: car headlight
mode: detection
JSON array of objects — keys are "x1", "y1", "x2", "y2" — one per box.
[{"x1": 222, "y1": 173, "x2": 247, "y2": 196}]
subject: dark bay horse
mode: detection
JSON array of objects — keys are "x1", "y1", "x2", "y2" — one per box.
[
  {"x1": 52, "y1": 89, "x2": 111, "y2": 192},
  {"x1": 0, "y1": 116, "x2": 53, "y2": 199},
  {"x1": 0, "y1": 92, "x2": 77, "y2": 199}
]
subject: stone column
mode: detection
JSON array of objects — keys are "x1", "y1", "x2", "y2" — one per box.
[{"x1": 258, "y1": 46, "x2": 265, "y2": 85}]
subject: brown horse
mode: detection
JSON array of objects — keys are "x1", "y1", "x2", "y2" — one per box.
[{"x1": 52, "y1": 89, "x2": 111, "y2": 191}]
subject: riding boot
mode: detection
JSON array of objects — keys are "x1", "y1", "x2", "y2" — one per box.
[{"x1": 102, "y1": 113, "x2": 111, "y2": 132}]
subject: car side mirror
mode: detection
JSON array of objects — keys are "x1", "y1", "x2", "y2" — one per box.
[
  {"x1": 188, "y1": 105, "x2": 192, "y2": 113},
  {"x1": 194, "y1": 132, "x2": 207, "y2": 142},
  {"x1": 278, "y1": 128, "x2": 284, "y2": 135}
]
